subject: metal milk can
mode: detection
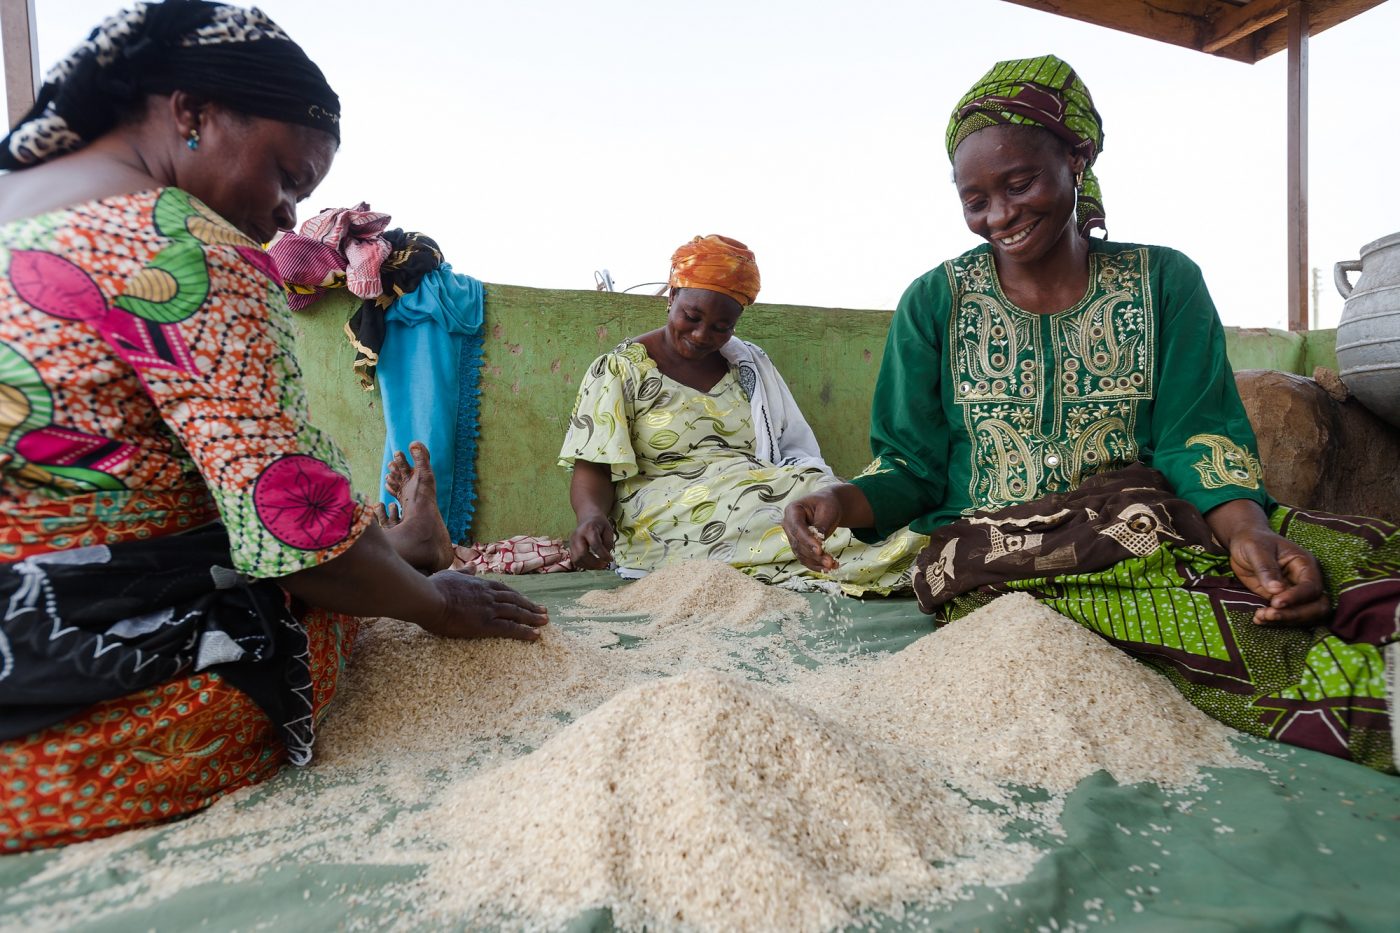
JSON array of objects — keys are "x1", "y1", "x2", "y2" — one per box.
[{"x1": 1334, "y1": 231, "x2": 1400, "y2": 428}]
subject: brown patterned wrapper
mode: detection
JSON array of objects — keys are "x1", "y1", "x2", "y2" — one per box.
[{"x1": 912, "y1": 462, "x2": 1220, "y2": 613}]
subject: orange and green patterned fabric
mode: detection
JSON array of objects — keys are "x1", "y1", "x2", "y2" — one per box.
[
  {"x1": 0, "y1": 187, "x2": 371, "y2": 570},
  {"x1": 0, "y1": 188, "x2": 372, "y2": 851},
  {"x1": 0, "y1": 607, "x2": 357, "y2": 852}
]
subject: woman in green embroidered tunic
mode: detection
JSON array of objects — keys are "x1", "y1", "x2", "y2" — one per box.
[
  {"x1": 561, "y1": 235, "x2": 925, "y2": 594},
  {"x1": 782, "y1": 56, "x2": 1398, "y2": 772}
]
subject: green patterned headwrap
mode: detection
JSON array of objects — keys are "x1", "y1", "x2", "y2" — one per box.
[{"x1": 946, "y1": 55, "x2": 1106, "y2": 237}]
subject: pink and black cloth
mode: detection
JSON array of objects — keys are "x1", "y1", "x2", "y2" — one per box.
[{"x1": 268, "y1": 202, "x2": 392, "y2": 310}]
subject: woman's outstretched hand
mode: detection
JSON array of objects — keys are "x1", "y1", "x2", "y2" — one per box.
[
  {"x1": 568, "y1": 460, "x2": 617, "y2": 570},
  {"x1": 1206, "y1": 499, "x2": 1329, "y2": 626},
  {"x1": 782, "y1": 488, "x2": 845, "y2": 572},
  {"x1": 569, "y1": 516, "x2": 615, "y2": 570},
  {"x1": 1228, "y1": 530, "x2": 1329, "y2": 625},
  {"x1": 420, "y1": 570, "x2": 550, "y2": 641},
  {"x1": 281, "y1": 523, "x2": 549, "y2": 641}
]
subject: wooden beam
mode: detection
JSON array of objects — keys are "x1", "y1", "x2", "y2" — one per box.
[
  {"x1": 0, "y1": 0, "x2": 36, "y2": 129},
  {"x1": 1286, "y1": 1, "x2": 1309, "y2": 332},
  {"x1": 1252, "y1": 0, "x2": 1387, "y2": 58},
  {"x1": 1203, "y1": 0, "x2": 1291, "y2": 53},
  {"x1": 1001, "y1": 0, "x2": 1386, "y2": 63},
  {"x1": 998, "y1": 0, "x2": 1259, "y2": 63}
]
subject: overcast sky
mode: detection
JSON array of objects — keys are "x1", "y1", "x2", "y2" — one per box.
[{"x1": 28, "y1": 0, "x2": 1400, "y2": 329}]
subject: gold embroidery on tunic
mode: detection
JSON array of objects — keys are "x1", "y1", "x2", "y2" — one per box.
[
  {"x1": 1185, "y1": 433, "x2": 1263, "y2": 489},
  {"x1": 856, "y1": 455, "x2": 902, "y2": 478},
  {"x1": 949, "y1": 249, "x2": 1155, "y2": 513}
]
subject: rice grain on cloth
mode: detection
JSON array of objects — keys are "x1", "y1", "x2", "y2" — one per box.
[
  {"x1": 575, "y1": 559, "x2": 810, "y2": 631},
  {"x1": 314, "y1": 619, "x2": 638, "y2": 766},
  {"x1": 5, "y1": 595, "x2": 1270, "y2": 932}
]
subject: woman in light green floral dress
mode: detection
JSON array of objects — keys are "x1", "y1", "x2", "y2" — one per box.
[{"x1": 560, "y1": 235, "x2": 925, "y2": 594}]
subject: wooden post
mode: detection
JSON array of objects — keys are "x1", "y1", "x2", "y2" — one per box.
[
  {"x1": 1286, "y1": 2, "x2": 1310, "y2": 332},
  {"x1": 0, "y1": 0, "x2": 37, "y2": 130}
]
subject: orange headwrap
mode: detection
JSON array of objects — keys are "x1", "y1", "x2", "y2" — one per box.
[{"x1": 668, "y1": 234, "x2": 761, "y2": 307}]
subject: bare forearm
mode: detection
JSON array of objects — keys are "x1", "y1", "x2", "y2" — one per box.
[
  {"x1": 831, "y1": 482, "x2": 876, "y2": 531},
  {"x1": 278, "y1": 524, "x2": 443, "y2": 627},
  {"x1": 1204, "y1": 498, "x2": 1272, "y2": 550},
  {"x1": 570, "y1": 460, "x2": 615, "y2": 521}
]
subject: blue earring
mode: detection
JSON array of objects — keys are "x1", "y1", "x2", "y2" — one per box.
[{"x1": 186, "y1": 129, "x2": 200, "y2": 151}]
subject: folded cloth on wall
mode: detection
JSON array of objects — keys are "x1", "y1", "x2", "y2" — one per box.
[
  {"x1": 718, "y1": 338, "x2": 833, "y2": 474},
  {"x1": 345, "y1": 229, "x2": 443, "y2": 390},
  {"x1": 300, "y1": 202, "x2": 391, "y2": 300},
  {"x1": 451, "y1": 536, "x2": 573, "y2": 575},
  {"x1": 378, "y1": 264, "x2": 485, "y2": 542},
  {"x1": 268, "y1": 202, "x2": 392, "y2": 310},
  {"x1": 266, "y1": 237, "x2": 346, "y2": 310}
]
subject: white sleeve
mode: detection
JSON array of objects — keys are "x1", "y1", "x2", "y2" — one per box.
[{"x1": 753, "y1": 345, "x2": 834, "y2": 475}]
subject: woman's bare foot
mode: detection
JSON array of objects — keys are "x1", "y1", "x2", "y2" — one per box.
[
  {"x1": 381, "y1": 442, "x2": 455, "y2": 573},
  {"x1": 373, "y1": 501, "x2": 401, "y2": 528},
  {"x1": 385, "y1": 448, "x2": 411, "y2": 501}
]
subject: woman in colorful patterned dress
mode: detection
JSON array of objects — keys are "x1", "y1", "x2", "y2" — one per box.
[
  {"x1": 782, "y1": 56, "x2": 1398, "y2": 772},
  {"x1": 561, "y1": 234, "x2": 926, "y2": 594},
  {"x1": 0, "y1": 1, "x2": 547, "y2": 851}
]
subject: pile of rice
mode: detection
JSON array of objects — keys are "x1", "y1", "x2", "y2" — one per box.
[
  {"x1": 409, "y1": 670, "x2": 1033, "y2": 932},
  {"x1": 788, "y1": 592, "x2": 1257, "y2": 793},
  {"x1": 316, "y1": 620, "x2": 639, "y2": 766},
  {"x1": 575, "y1": 559, "x2": 810, "y2": 631}
]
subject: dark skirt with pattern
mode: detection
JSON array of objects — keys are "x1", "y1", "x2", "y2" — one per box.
[{"x1": 0, "y1": 524, "x2": 359, "y2": 851}]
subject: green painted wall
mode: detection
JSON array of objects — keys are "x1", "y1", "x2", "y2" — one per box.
[
  {"x1": 291, "y1": 285, "x2": 1340, "y2": 542},
  {"x1": 290, "y1": 291, "x2": 385, "y2": 500},
  {"x1": 1300, "y1": 327, "x2": 1339, "y2": 375},
  {"x1": 1221, "y1": 327, "x2": 1305, "y2": 374}
]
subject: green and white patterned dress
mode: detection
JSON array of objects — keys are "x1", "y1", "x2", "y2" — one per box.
[{"x1": 560, "y1": 341, "x2": 926, "y2": 594}]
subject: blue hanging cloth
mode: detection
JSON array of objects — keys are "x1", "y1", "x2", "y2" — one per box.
[{"x1": 377, "y1": 264, "x2": 485, "y2": 542}]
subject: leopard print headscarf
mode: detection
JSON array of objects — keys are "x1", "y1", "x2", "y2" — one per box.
[{"x1": 1, "y1": 0, "x2": 339, "y2": 170}]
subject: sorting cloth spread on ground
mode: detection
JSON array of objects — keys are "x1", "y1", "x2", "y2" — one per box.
[{"x1": 1, "y1": 571, "x2": 1395, "y2": 932}]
